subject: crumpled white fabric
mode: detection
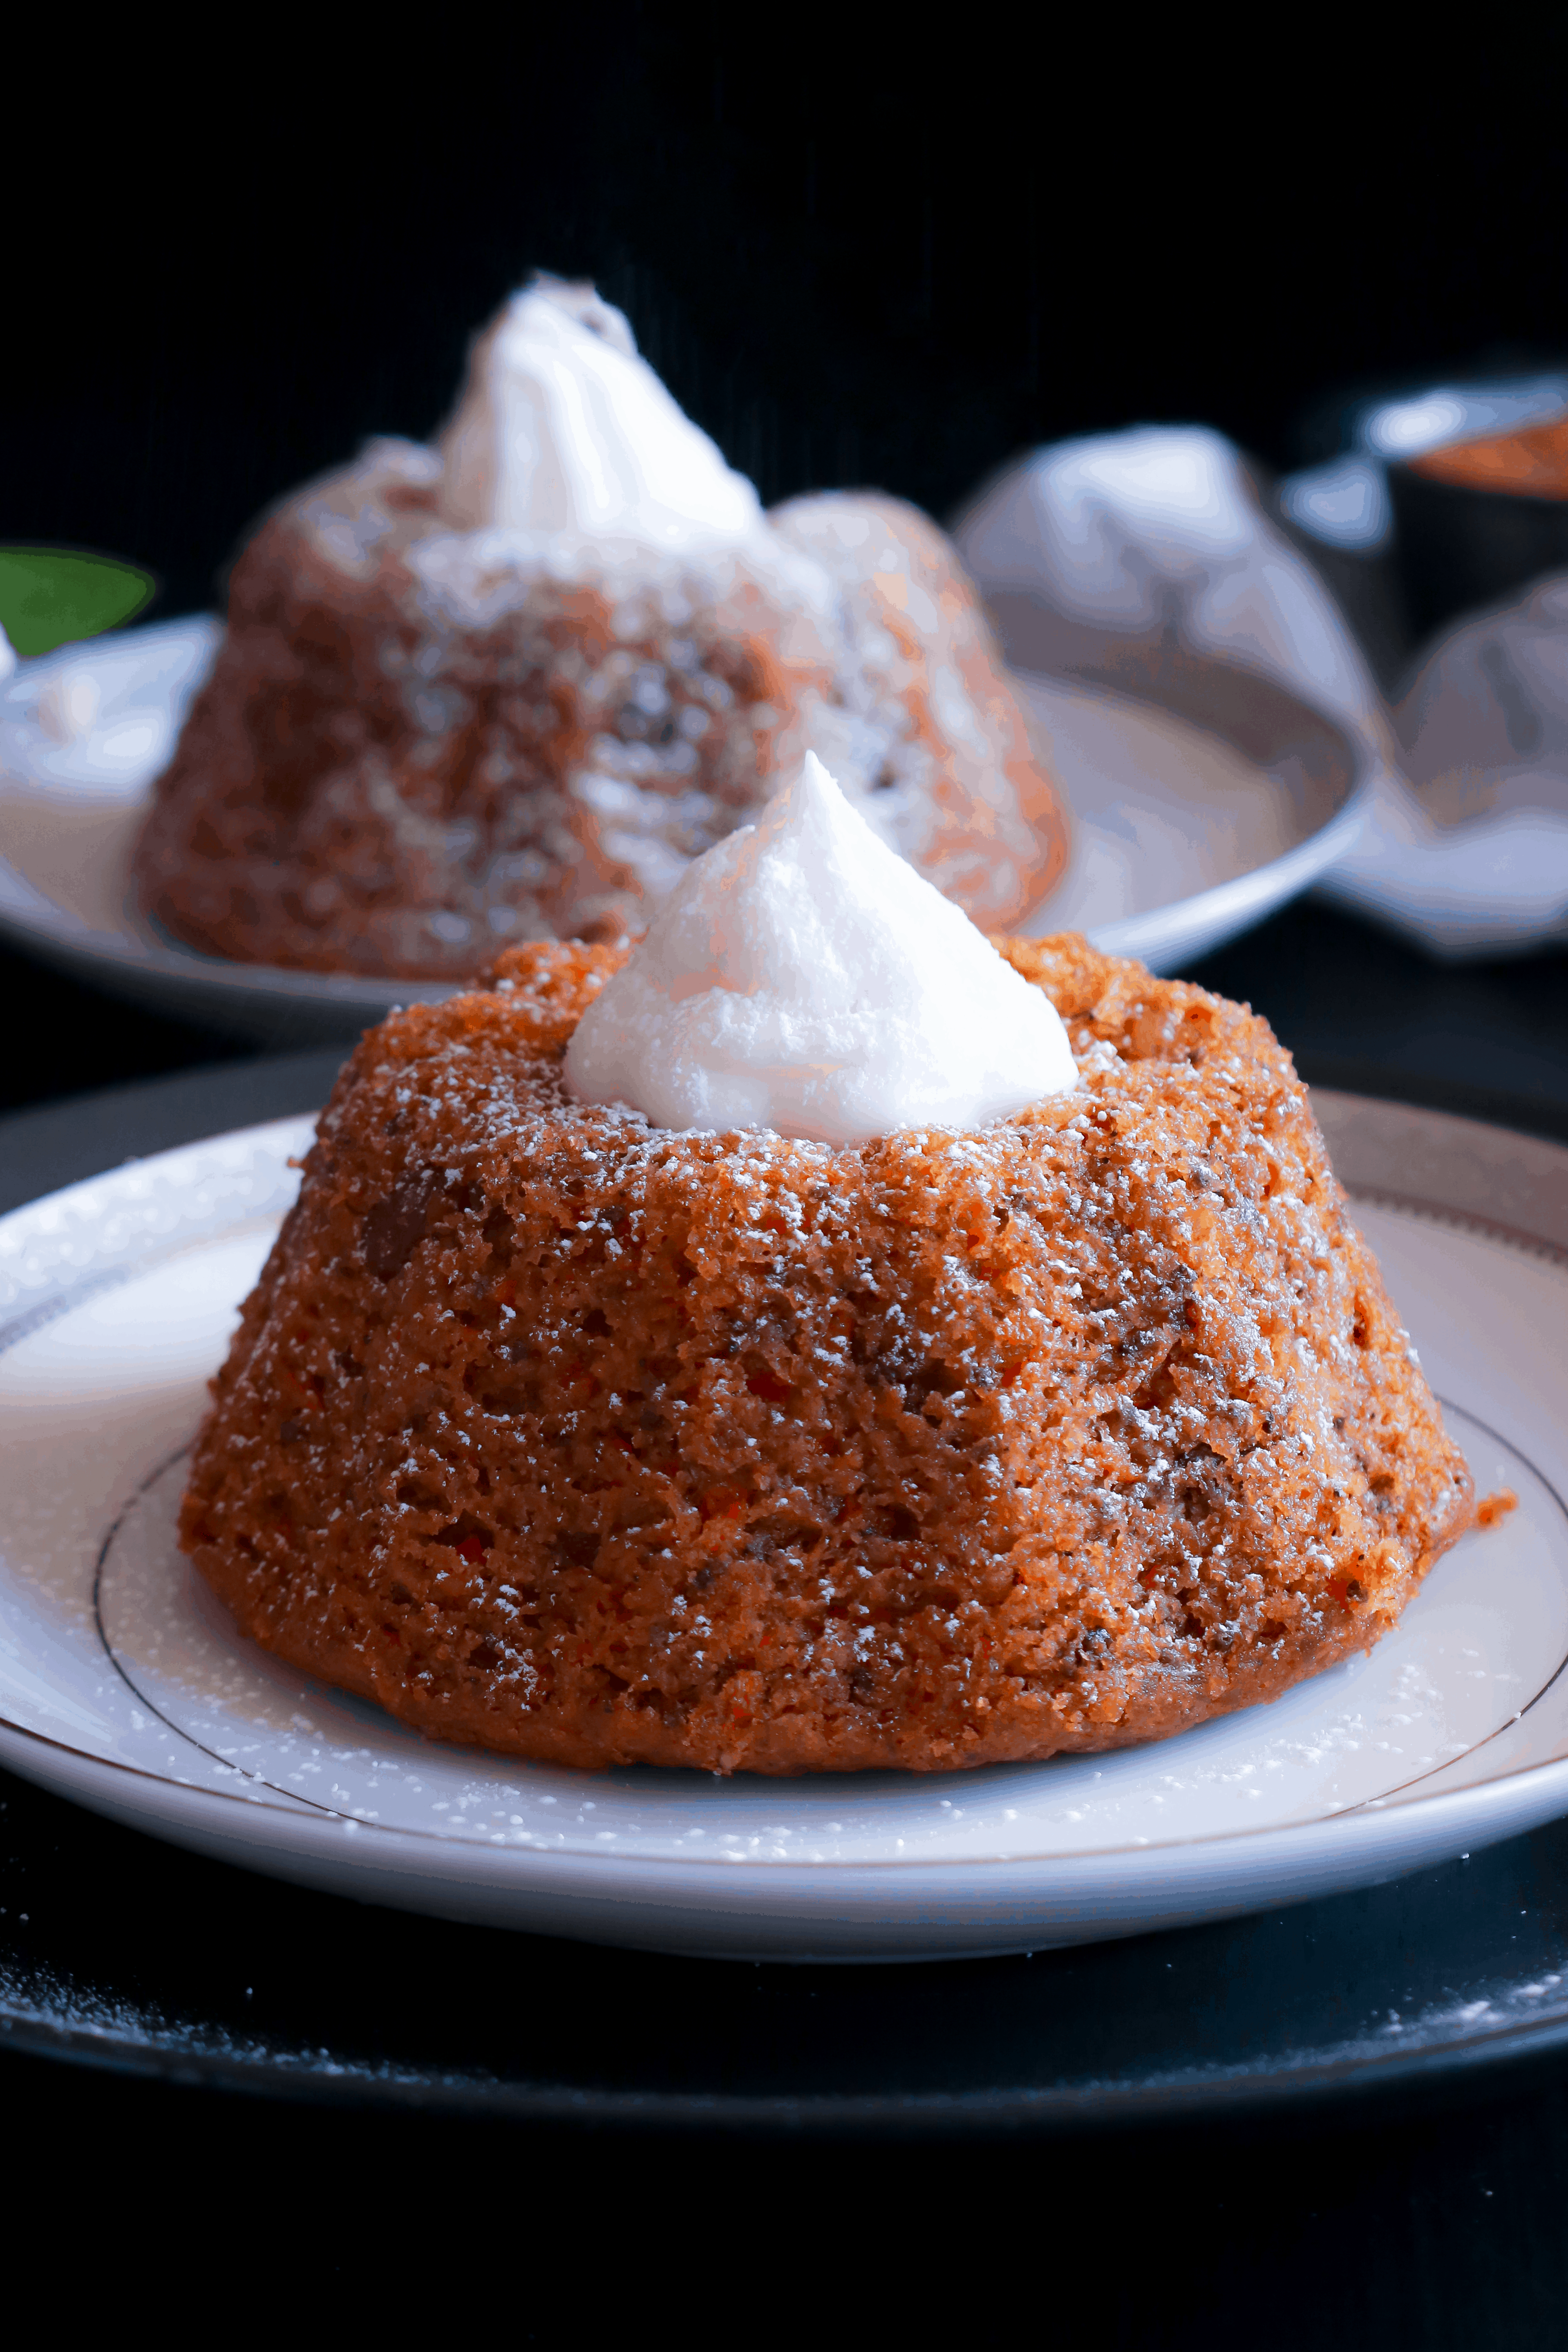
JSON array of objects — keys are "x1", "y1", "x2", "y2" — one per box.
[
  {"x1": 1330, "y1": 576, "x2": 1568, "y2": 957},
  {"x1": 953, "y1": 427, "x2": 1568, "y2": 960},
  {"x1": 952, "y1": 426, "x2": 1400, "y2": 764}
]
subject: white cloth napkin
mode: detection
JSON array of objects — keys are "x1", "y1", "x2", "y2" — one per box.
[
  {"x1": 953, "y1": 429, "x2": 1568, "y2": 960},
  {"x1": 1344, "y1": 576, "x2": 1568, "y2": 957}
]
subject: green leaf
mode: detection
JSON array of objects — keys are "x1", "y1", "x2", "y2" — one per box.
[{"x1": 0, "y1": 547, "x2": 157, "y2": 660}]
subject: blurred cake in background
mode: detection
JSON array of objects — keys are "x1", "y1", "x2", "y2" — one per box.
[{"x1": 134, "y1": 279, "x2": 1066, "y2": 978}]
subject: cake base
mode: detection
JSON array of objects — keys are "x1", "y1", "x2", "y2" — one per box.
[{"x1": 180, "y1": 937, "x2": 1474, "y2": 1772}]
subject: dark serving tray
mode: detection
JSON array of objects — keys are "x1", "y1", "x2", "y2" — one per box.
[
  {"x1": 4, "y1": 1050, "x2": 1568, "y2": 2135},
  {"x1": 5, "y1": 1752, "x2": 1568, "y2": 2134}
]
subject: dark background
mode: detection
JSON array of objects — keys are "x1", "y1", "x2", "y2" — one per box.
[
  {"x1": 9, "y1": 22, "x2": 1568, "y2": 622},
  {"x1": 6, "y1": 22, "x2": 1568, "y2": 2334}
]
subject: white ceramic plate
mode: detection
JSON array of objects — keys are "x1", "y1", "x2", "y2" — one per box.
[
  {"x1": 0, "y1": 620, "x2": 454, "y2": 1048},
  {"x1": 0, "y1": 1091, "x2": 1563, "y2": 1962},
  {"x1": 0, "y1": 620, "x2": 1366, "y2": 1046},
  {"x1": 1015, "y1": 670, "x2": 1365, "y2": 969}
]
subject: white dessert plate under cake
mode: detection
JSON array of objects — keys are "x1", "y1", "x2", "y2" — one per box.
[
  {"x1": 0, "y1": 619, "x2": 1367, "y2": 1048},
  {"x1": 0, "y1": 1092, "x2": 1563, "y2": 1963}
]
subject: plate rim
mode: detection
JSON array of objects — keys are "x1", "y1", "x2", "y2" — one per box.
[
  {"x1": 1013, "y1": 663, "x2": 1372, "y2": 963},
  {"x1": 0, "y1": 618, "x2": 1371, "y2": 1022},
  {"x1": 1, "y1": 1096, "x2": 1568, "y2": 1938},
  {"x1": 60, "y1": 1390, "x2": 1568, "y2": 1876},
  {"x1": 6, "y1": 1685, "x2": 1568, "y2": 1895}
]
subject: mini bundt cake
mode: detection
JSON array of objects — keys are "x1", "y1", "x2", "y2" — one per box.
[
  {"x1": 133, "y1": 282, "x2": 1066, "y2": 978},
  {"x1": 179, "y1": 935, "x2": 1474, "y2": 1774}
]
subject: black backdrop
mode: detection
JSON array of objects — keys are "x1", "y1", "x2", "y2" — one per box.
[
  {"x1": 8, "y1": 20, "x2": 1568, "y2": 619},
  {"x1": 7, "y1": 27, "x2": 1568, "y2": 2334}
]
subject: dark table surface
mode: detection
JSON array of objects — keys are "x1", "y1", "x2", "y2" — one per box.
[{"x1": 4, "y1": 900, "x2": 1568, "y2": 2339}]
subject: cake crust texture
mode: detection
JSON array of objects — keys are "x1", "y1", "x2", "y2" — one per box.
[
  {"x1": 133, "y1": 447, "x2": 1067, "y2": 979},
  {"x1": 180, "y1": 938, "x2": 1474, "y2": 1773}
]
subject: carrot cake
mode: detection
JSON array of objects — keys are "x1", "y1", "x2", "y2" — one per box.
[
  {"x1": 179, "y1": 758, "x2": 1473, "y2": 1772},
  {"x1": 133, "y1": 277, "x2": 1066, "y2": 979}
]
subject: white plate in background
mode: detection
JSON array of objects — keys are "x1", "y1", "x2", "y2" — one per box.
[{"x1": 0, "y1": 620, "x2": 1366, "y2": 1046}]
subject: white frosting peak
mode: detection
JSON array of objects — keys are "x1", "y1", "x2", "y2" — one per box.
[
  {"x1": 564, "y1": 753, "x2": 1078, "y2": 1145},
  {"x1": 436, "y1": 277, "x2": 765, "y2": 552}
]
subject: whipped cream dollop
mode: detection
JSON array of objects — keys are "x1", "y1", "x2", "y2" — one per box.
[
  {"x1": 436, "y1": 277, "x2": 765, "y2": 552},
  {"x1": 564, "y1": 753, "x2": 1078, "y2": 1144}
]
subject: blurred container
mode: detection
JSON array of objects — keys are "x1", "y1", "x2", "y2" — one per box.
[
  {"x1": 1279, "y1": 371, "x2": 1568, "y2": 669},
  {"x1": 1384, "y1": 395, "x2": 1568, "y2": 642}
]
